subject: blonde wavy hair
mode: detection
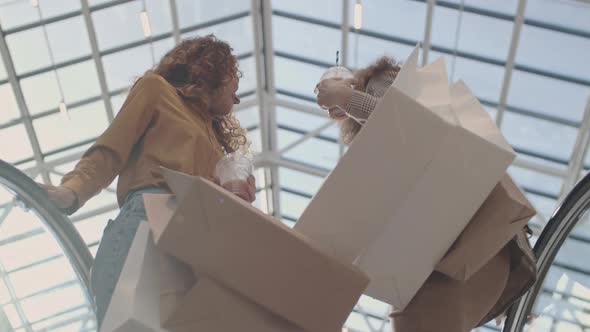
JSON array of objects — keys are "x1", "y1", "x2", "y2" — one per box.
[
  {"x1": 145, "y1": 35, "x2": 247, "y2": 153},
  {"x1": 340, "y1": 56, "x2": 401, "y2": 145}
]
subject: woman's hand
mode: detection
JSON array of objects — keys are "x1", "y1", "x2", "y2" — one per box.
[
  {"x1": 315, "y1": 77, "x2": 357, "y2": 117},
  {"x1": 214, "y1": 175, "x2": 257, "y2": 203},
  {"x1": 38, "y1": 183, "x2": 77, "y2": 210}
]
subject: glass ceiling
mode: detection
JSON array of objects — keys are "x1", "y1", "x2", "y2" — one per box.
[{"x1": 0, "y1": 0, "x2": 590, "y2": 331}]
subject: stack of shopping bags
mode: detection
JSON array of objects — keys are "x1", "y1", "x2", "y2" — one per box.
[{"x1": 100, "y1": 46, "x2": 535, "y2": 331}]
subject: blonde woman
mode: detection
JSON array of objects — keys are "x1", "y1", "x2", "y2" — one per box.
[{"x1": 315, "y1": 56, "x2": 535, "y2": 332}]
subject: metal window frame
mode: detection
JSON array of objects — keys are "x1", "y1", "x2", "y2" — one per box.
[{"x1": 2, "y1": 0, "x2": 590, "y2": 330}]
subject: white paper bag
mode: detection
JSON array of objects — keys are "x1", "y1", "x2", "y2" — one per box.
[
  {"x1": 100, "y1": 222, "x2": 167, "y2": 332},
  {"x1": 295, "y1": 46, "x2": 515, "y2": 309}
]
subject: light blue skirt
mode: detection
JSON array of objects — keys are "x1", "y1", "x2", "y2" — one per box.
[{"x1": 90, "y1": 187, "x2": 167, "y2": 328}]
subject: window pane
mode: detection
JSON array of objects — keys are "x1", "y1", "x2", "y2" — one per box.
[
  {"x1": 439, "y1": 0, "x2": 517, "y2": 16},
  {"x1": 249, "y1": 128, "x2": 262, "y2": 154},
  {"x1": 351, "y1": 0, "x2": 426, "y2": 42},
  {"x1": 0, "y1": 124, "x2": 33, "y2": 163},
  {"x1": 0, "y1": 1, "x2": 40, "y2": 30},
  {"x1": 507, "y1": 69, "x2": 589, "y2": 123},
  {"x1": 0, "y1": 0, "x2": 80, "y2": 30},
  {"x1": 279, "y1": 167, "x2": 324, "y2": 196},
  {"x1": 432, "y1": 52, "x2": 505, "y2": 103},
  {"x1": 6, "y1": 27, "x2": 52, "y2": 75},
  {"x1": 5, "y1": 16, "x2": 88, "y2": 76},
  {"x1": 275, "y1": 56, "x2": 325, "y2": 100},
  {"x1": 3, "y1": 304, "x2": 22, "y2": 329},
  {"x1": 71, "y1": 189, "x2": 117, "y2": 218},
  {"x1": 347, "y1": 34, "x2": 415, "y2": 70},
  {"x1": 272, "y1": 0, "x2": 341, "y2": 24},
  {"x1": 525, "y1": 0, "x2": 590, "y2": 34},
  {"x1": 145, "y1": 0, "x2": 173, "y2": 36},
  {"x1": 0, "y1": 231, "x2": 63, "y2": 272},
  {"x1": 508, "y1": 166, "x2": 563, "y2": 198},
  {"x1": 428, "y1": 49, "x2": 504, "y2": 102},
  {"x1": 38, "y1": 0, "x2": 81, "y2": 20},
  {"x1": 0, "y1": 206, "x2": 40, "y2": 245},
  {"x1": 273, "y1": 16, "x2": 340, "y2": 65},
  {"x1": 176, "y1": 0, "x2": 249, "y2": 29},
  {"x1": 32, "y1": 308, "x2": 92, "y2": 331},
  {"x1": 58, "y1": 60, "x2": 101, "y2": 104},
  {"x1": 0, "y1": 281, "x2": 9, "y2": 305},
  {"x1": 502, "y1": 112, "x2": 578, "y2": 163},
  {"x1": 277, "y1": 92, "x2": 318, "y2": 108},
  {"x1": 93, "y1": 1, "x2": 172, "y2": 51},
  {"x1": 20, "y1": 71, "x2": 61, "y2": 116},
  {"x1": 73, "y1": 211, "x2": 117, "y2": 246},
  {"x1": 235, "y1": 105, "x2": 259, "y2": 129},
  {"x1": 516, "y1": 25, "x2": 590, "y2": 83},
  {"x1": 93, "y1": 2, "x2": 143, "y2": 50},
  {"x1": 432, "y1": 7, "x2": 514, "y2": 61},
  {"x1": 33, "y1": 100, "x2": 108, "y2": 154},
  {"x1": 152, "y1": 37, "x2": 175, "y2": 63},
  {"x1": 102, "y1": 44, "x2": 153, "y2": 92},
  {"x1": 281, "y1": 133, "x2": 339, "y2": 170},
  {"x1": 238, "y1": 56, "x2": 257, "y2": 95},
  {"x1": 44, "y1": 141, "x2": 93, "y2": 164},
  {"x1": 280, "y1": 190, "x2": 310, "y2": 220},
  {"x1": 45, "y1": 15, "x2": 91, "y2": 64},
  {"x1": 182, "y1": 17, "x2": 254, "y2": 56},
  {"x1": 0, "y1": 84, "x2": 20, "y2": 126},
  {"x1": 20, "y1": 61, "x2": 101, "y2": 115},
  {"x1": 525, "y1": 193, "x2": 558, "y2": 221},
  {"x1": 517, "y1": 153, "x2": 568, "y2": 173},
  {"x1": 20, "y1": 284, "x2": 86, "y2": 323},
  {"x1": 87, "y1": 0, "x2": 112, "y2": 5},
  {"x1": 277, "y1": 107, "x2": 328, "y2": 134},
  {"x1": 8, "y1": 257, "x2": 75, "y2": 299}
]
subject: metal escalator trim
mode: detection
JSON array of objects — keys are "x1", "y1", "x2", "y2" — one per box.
[{"x1": 0, "y1": 159, "x2": 94, "y2": 313}]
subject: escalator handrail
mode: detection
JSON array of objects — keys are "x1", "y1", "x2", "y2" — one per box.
[
  {"x1": 0, "y1": 159, "x2": 94, "y2": 308},
  {"x1": 503, "y1": 171, "x2": 590, "y2": 331}
]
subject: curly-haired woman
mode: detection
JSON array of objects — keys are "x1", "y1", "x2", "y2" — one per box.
[
  {"x1": 40, "y1": 35, "x2": 256, "y2": 326},
  {"x1": 316, "y1": 56, "x2": 535, "y2": 332}
]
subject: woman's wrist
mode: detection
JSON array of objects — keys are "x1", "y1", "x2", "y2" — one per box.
[
  {"x1": 61, "y1": 186, "x2": 80, "y2": 215},
  {"x1": 338, "y1": 86, "x2": 354, "y2": 109}
]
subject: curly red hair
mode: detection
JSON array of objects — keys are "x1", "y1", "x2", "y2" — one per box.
[{"x1": 146, "y1": 35, "x2": 248, "y2": 153}]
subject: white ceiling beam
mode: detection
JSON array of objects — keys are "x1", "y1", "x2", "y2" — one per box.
[
  {"x1": 81, "y1": 0, "x2": 115, "y2": 123},
  {"x1": 0, "y1": 27, "x2": 51, "y2": 184},
  {"x1": 341, "y1": 0, "x2": 350, "y2": 67},
  {"x1": 261, "y1": 0, "x2": 282, "y2": 218},
  {"x1": 421, "y1": 0, "x2": 436, "y2": 66},
  {"x1": 278, "y1": 121, "x2": 334, "y2": 155},
  {"x1": 169, "y1": 0, "x2": 181, "y2": 45},
  {"x1": 561, "y1": 95, "x2": 590, "y2": 197},
  {"x1": 513, "y1": 157, "x2": 568, "y2": 178},
  {"x1": 250, "y1": 0, "x2": 275, "y2": 215},
  {"x1": 275, "y1": 97, "x2": 329, "y2": 118},
  {"x1": 496, "y1": 0, "x2": 527, "y2": 127}
]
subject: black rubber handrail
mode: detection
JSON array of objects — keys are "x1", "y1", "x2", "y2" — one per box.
[
  {"x1": 504, "y1": 171, "x2": 590, "y2": 331},
  {"x1": 0, "y1": 159, "x2": 94, "y2": 310}
]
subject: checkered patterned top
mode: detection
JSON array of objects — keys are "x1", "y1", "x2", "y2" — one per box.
[{"x1": 345, "y1": 70, "x2": 398, "y2": 123}]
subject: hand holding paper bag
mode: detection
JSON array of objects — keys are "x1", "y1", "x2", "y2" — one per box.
[
  {"x1": 100, "y1": 221, "x2": 303, "y2": 332},
  {"x1": 141, "y1": 167, "x2": 369, "y2": 332}
]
